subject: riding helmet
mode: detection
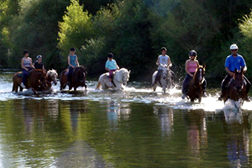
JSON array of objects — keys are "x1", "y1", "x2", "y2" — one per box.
[
  {"x1": 230, "y1": 44, "x2": 238, "y2": 50},
  {"x1": 36, "y1": 55, "x2": 42, "y2": 59},
  {"x1": 70, "y1": 47, "x2": 75, "y2": 51},
  {"x1": 189, "y1": 50, "x2": 197, "y2": 56},
  {"x1": 108, "y1": 53, "x2": 114, "y2": 58},
  {"x1": 161, "y1": 47, "x2": 167, "y2": 52}
]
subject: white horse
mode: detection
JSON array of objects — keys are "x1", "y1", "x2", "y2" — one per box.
[
  {"x1": 96, "y1": 68, "x2": 130, "y2": 90},
  {"x1": 47, "y1": 69, "x2": 58, "y2": 85},
  {"x1": 152, "y1": 64, "x2": 172, "y2": 93}
]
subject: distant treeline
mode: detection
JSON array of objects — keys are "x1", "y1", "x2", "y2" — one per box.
[{"x1": 1, "y1": 0, "x2": 252, "y2": 81}]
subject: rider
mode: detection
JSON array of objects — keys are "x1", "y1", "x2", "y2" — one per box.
[
  {"x1": 33, "y1": 55, "x2": 46, "y2": 72},
  {"x1": 182, "y1": 50, "x2": 207, "y2": 99},
  {"x1": 20, "y1": 50, "x2": 35, "y2": 88},
  {"x1": 153, "y1": 47, "x2": 173, "y2": 86},
  {"x1": 105, "y1": 53, "x2": 119, "y2": 87},
  {"x1": 218, "y1": 44, "x2": 251, "y2": 101},
  {"x1": 67, "y1": 47, "x2": 79, "y2": 85}
]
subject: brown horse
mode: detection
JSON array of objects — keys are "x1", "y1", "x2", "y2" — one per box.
[
  {"x1": 187, "y1": 65, "x2": 206, "y2": 102},
  {"x1": 59, "y1": 66, "x2": 87, "y2": 91},
  {"x1": 222, "y1": 68, "x2": 247, "y2": 104},
  {"x1": 12, "y1": 69, "x2": 48, "y2": 92}
]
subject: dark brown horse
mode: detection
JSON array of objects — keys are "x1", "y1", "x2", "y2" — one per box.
[
  {"x1": 222, "y1": 69, "x2": 247, "y2": 104},
  {"x1": 12, "y1": 69, "x2": 48, "y2": 92},
  {"x1": 59, "y1": 66, "x2": 87, "y2": 91},
  {"x1": 187, "y1": 65, "x2": 206, "y2": 102}
]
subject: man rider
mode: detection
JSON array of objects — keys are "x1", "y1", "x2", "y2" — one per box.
[
  {"x1": 218, "y1": 44, "x2": 250, "y2": 101},
  {"x1": 153, "y1": 47, "x2": 173, "y2": 86}
]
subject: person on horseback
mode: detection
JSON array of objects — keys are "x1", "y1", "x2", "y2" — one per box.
[
  {"x1": 33, "y1": 55, "x2": 46, "y2": 72},
  {"x1": 182, "y1": 50, "x2": 207, "y2": 99},
  {"x1": 218, "y1": 44, "x2": 251, "y2": 101},
  {"x1": 153, "y1": 47, "x2": 173, "y2": 86},
  {"x1": 105, "y1": 53, "x2": 119, "y2": 87},
  {"x1": 20, "y1": 50, "x2": 35, "y2": 88},
  {"x1": 67, "y1": 47, "x2": 79, "y2": 86}
]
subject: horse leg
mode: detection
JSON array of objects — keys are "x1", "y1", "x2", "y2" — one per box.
[
  {"x1": 153, "y1": 84, "x2": 157, "y2": 92},
  {"x1": 96, "y1": 81, "x2": 101, "y2": 90},
  {"x1": 12, "y1": 83, "x2": 17, "y2": 92},
  {"x1": 198, "y1": 96, "x2": 202, "y2": 103}
]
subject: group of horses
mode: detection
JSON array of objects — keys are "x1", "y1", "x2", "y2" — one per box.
[
  {"x1": 151, "y1": 64, "x2": 248, "y2": 105},
  {"x1": 12, "y1": 66, "x2": 131, "y2": 93},
  {"x1": 11, "y1": 64, "x2": 248, "y2": 105}
]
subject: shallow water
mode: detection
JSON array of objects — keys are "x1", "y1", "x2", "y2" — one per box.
[{"x1": 0, "y1": 72, "x2": 252, "y2": 167}]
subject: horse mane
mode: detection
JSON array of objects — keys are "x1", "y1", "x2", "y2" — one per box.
[
  {"x1": 193, "y1": 65, "x2": 205, "y2": 81},
  {"x1": 47, "y1": 69, "x2": 58, "y2": 77}
]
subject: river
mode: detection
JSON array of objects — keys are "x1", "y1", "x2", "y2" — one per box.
[{"x1": 0, "y1": 72, "x2": 252, "y2": 167}]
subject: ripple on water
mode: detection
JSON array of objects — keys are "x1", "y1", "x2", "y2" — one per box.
[{"x1": 0, "y1": 80, "x2": 252, "y2": 112}]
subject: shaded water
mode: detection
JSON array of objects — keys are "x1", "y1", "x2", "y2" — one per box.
[{"x1": 0, "y1": 72, "x2": 252, "y2": 167}]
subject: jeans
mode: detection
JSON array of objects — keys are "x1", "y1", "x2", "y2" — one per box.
[
  {"x1": 68, "y1": 67, "x2": 74, "y2": 82},
  {"x1": 22, "y1": 67, "x2": 32, "y2": 83}
]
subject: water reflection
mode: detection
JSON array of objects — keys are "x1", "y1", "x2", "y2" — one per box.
[
  {"x1": 222, "y1": 109, "x2": 250, "y2": 168},
  {"x1": 47, "y1": 100, "x2": 59, "y2": 121},
  {"x1": 106, "y1": 101, "x2": 131, "y2": 130},
  {"x1": 69, "y1": 100, "x2": 87, "y2": 132},
  {"x1": 184, "y1": 110, "x2": 208, "y2": 157},
  {"x1": 21, "y1": 99, "x2": 46, "y2": 135},
  {"x1": 153, "y1": 106, "x2": 174, "y2": 137}
]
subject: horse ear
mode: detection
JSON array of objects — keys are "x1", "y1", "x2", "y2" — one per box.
[
  {"x1": 202, "y1": 63, "x2": 206, "y2": 69},
  {"x1": 241, "y1": 67, "x2": 243, "y2": 73},
  {"x1": 235, "y1": 68, "x2": 237, "y2": 73},
  {"x1": 129, "y1": 70, "x2": 131, "y2": 74}
]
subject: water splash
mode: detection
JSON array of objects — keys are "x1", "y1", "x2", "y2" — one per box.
[{"x1": 1, "y1": 80, "x2": 252, "y2": 112}]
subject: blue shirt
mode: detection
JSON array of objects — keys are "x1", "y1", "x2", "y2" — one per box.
[
  {"x1": 105, "y1": 59, "x2": 117, "y2": 70},
  {"x1": 69, "y1": 55, "x2": 77, "y2": 67},
  {"x1": 225, "y1": 54, "x2": 246, "y2": 72}
]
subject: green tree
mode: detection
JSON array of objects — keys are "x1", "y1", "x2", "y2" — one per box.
[{"x1": 58, "y1": 0, "x2": 93, "y2": 61}]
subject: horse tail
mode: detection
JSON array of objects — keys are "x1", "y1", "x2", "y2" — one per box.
[{"x1": 96, "y1": 81, "x2": 101, "y2": 90}]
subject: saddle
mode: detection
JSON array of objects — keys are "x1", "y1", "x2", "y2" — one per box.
[
  {"x1": 65, "y1": 68, "x2": 76, "y2": 76},
  {"x1": 106, "y1": 71, "x2": 116, "y2": 78},
  {"x1": 17, "y1": 71, "x2": 32, "y2": 78}
]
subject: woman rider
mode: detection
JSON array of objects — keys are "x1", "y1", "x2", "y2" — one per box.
[
  {"x1": 33, "y1": 55, "x2": 46, "y2": 72},
  {"x1": 67, "y1": 48, "x2": 79, "y2": 85},
  {"x1": 182, "y1": 50, "x2": 207, "y2": 99},
  {"x1": 20, "y1": 50, "x2": 35, "y2": 88}
]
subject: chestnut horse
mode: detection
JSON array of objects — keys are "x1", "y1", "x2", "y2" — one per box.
[
  {"x1": 12, "y1": 69, "x2": 47, "y2": 92},
  {"x1": 59, "y1": 66, "x2": 87, "y2": 91},
  {"x1": 187, "y1": 65, "x2": 206, "y2": 102},
  {"x1": 222, "y1": 69, "x2": 247, "y2": 104}
]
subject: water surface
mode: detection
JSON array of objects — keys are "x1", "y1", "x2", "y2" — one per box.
[{"x1": 0, "y1": 72, "x2": 251, "y2": 168}]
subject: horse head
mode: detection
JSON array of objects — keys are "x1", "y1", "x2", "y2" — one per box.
[
  {"x1": 75, "y1": 66, "x2": 87, "y2": 85},
  {"x1": 47, "y1": 69, "x2": 58, "y2": 85},
  {"x1": 160, "y1": 64, "x2": 169, "y2": 79},
  {"x1": 119, "y1": 68, "x2": 130, "y2": 85},
  {"x1": 233, "y1": 68, "x2": 244, "y2": 91},
  {"x1": 194, "y1": 65, "x2": 205, "y2": 84}
]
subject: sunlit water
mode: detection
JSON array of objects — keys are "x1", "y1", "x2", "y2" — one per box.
[{"x1": 0, "y1": 72, "x2": 252, "y2": 167}]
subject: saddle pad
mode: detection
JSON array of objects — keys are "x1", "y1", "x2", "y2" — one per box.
[{"x1": 17, "y1": 73, "x2": 23, "y2": 78}]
